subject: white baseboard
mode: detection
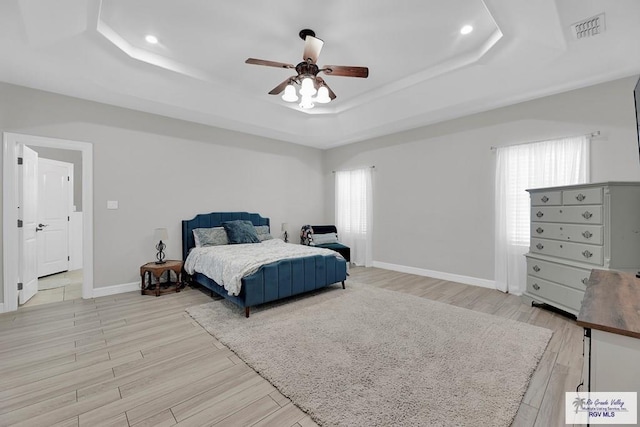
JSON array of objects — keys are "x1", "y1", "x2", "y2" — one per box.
[
  {"x1": 371, "y1": 261, "x2": 496, "y2": 290},
  {"x1": 91, "y1": 281, "x2": 139, "y2": 298}
]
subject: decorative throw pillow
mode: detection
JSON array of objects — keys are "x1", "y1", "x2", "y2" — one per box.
[
  {"x1": 193, "y1": 227, "x2": 229, "y2": 247},
  {"x1": 223, "y1": 220, "x2": 260, "y2": 244},
  {"x1": 310, "y1": 232, "x2": 339, "y2": 245},
  {"x1": 300, "y1": 225, "x2": 314, "y2": 245},
  {"x1": 255, "y1": 225, "x2": 273, "y2": 242}
]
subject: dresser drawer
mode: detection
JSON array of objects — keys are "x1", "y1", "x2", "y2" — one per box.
[
  {"x1": 531, "y1": 205, "x2": 603, "y2": 224},
  {"x1": 530, "y1": 190, "x2": 562, "y2": 206},
  {"x1": 562, "y1": 187, "x2": 603, "y2": 205},
  {"x1": 526, "y1": 276, "x2": 584, "y2": 312},
  {"x1": 526, "y1": 257, "x2": 591, "y2": 291},
  {"x1": 530, "y1": 238, "x2": 603, "y2": 265},
  {"x1": 530, "y1": 222, "x2": 603, "y2": 245}
]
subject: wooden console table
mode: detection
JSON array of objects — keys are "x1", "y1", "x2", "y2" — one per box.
[
  {"x1": 140, "y1": 260, "x2": 183, "y2": 297},
  {"x1": 577, "y1": 269, "x2": 640, "y2": 395}
]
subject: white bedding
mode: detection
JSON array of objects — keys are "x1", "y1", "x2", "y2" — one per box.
[{"x1": 184, "y1": 239, "x2": 343, "y2": 296}]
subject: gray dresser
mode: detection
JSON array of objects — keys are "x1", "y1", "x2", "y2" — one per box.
[{"x1": 523, "y1": 182, "x2": 640, "y2": 316}]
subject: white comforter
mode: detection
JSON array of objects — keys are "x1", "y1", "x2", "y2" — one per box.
[{"x1": 184, "y1": 239, "x2": 343, "y2": 296}]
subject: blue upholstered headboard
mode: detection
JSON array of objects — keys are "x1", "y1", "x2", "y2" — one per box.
[{"x1": 182, "y1": 212, "x2": 270, "y2": 260}]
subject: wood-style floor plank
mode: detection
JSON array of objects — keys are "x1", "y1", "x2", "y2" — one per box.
[{"x1": 0, "y1": 267, "x2": 583, "y2": 426}]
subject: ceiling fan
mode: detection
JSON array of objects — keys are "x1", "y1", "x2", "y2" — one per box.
[{"x1": 245, "y1": 29, "x2": 369, "y2": 109}]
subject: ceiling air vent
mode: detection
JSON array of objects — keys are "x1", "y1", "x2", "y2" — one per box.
[{"x1": 571, "y1": 13, "x2": 605, "y2": 40}]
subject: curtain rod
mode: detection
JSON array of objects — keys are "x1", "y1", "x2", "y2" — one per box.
[
  {"x1": 490, "y1": 131, "x2": 600, "y2": 151},
  {"x1": 332, "y1": 165, "x2": 376, "y2": 173}
]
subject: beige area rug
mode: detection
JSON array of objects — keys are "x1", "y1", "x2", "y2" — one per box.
[{"x1": 187, "y1": 281, "x2": 552, "y2": 427}]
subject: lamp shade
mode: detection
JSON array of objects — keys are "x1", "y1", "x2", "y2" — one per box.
[
  {"x1": 316, "y1": 86, "x2": 331, "y2": 104},
  {"x1": 299, "y1": 95, "x2": 314, "y2": 109},
  {"x1": 281, "y1": 223, "x2": 289, "y2": 232},
  {"x1": 153, "y1": 227, "x2": 168, "y2": 242},
  {"x1": 299, "y1": 77, "x2": 317, "y2": 96},
  {"x1": 282, "y1": 84, "x2": 298, "y2": 102}
]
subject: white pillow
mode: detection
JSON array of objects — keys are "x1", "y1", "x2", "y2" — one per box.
[{"x1": 311, "y1": 232, "x2": 339, "y2": 245}]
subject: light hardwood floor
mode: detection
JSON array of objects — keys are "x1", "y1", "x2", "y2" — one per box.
[{"x1": 0, "y1": 267, "x2": 582, "y2": 426}]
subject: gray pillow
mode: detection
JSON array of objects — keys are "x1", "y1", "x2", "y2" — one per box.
[
  {"x1": 255, "y1": 225, "x2": 273, "y2": 241},
  {"x1": 193, "y1": 227, "x2": 228, "y2": 247},
  {"x1": 223, "y1": 220, "x2": 260, "y2": 244},
  {"x1": 311, "y1": 232, "x2": 339, "y2": 245}
]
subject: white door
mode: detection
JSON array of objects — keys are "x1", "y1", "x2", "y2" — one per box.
[
  {"x1": 37, "y1": 158, "x2": 71, "y2": 277},
  {"x1": 19, "y1": 145, "x2": 39, "y2": 305}
]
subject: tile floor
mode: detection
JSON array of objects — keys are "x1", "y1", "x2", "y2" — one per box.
[{"x1": 21, "y1": 269, "x2": 83, "y2": 308}]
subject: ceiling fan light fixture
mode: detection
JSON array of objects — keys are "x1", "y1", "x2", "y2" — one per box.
[
  {"x1": 316, "y1": 86, "x2": 331, "y2": 104},
  {"x1": 299, "y1": 77, "x2": 317, "y2": 96},
  {"x1": 282, "y1": 84, "x2": 298, "y2": 102}
]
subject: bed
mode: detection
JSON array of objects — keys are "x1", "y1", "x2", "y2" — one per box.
[{"x1": 182, "y1": 212, "x2": 347, "y2": 317}]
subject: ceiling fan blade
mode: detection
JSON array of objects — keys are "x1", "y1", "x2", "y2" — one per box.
[
  {"x1": 268, "y1": 77, "x2": 295, "y2": 95},
  {"x1": 302, "y1": 36, "x2": 324, "y2": 63},
  {"x1": 322, "y1": 65, "x2": 369, "y2": 78},
  {"x1": 316, "y1": 77, "x2": 337, "y2": 100},
  {"x1": 245, "y1": 58, "x2": 295, "y2": 69}
]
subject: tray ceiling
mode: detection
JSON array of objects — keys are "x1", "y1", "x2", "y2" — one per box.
[{"x1": 1, "y1": 0, "x2": 639, "y2": 149}]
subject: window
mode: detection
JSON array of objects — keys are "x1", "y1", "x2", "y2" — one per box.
[
  {"x1": 335, "y1": 167, "x2": 373, "y2": 266},
  {"x1": 494, "y1": 136, "x2": 589, "y2": 294}
]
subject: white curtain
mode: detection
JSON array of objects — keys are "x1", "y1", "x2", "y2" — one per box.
[
  {"x1": 494, "y1": 136, "x2": 589, "y2": 294},
  {"x1": 335, "y1": 168, "x2": 373, "y2": 267}
]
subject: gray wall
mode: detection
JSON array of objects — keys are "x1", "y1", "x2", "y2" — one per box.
[
  {"x1": 0, "y1": 82, "x2": 326, "y2": 301},
  {"x1": 30, "y1": 146, "x2": 83, "y2": 211},
  {"x1": 2, "y1": 75, "x2": 638, "y2": 306},
  {"x1": 324, "y1": 76, "x2": 640, "y2": 282}
]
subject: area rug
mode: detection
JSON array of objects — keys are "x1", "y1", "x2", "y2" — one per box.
[{"x1": 186, "y1": 281, "x2": 552, "y2": 426}]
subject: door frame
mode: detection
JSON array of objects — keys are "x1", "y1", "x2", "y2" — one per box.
[{"x1": 3, "y1": 132, "x2": 94, "y2": 313}]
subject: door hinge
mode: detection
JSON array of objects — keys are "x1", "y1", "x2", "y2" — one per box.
[
  {"x1": 17, "y1": 157, "x2": 23, "y2": 165},
  {"x1": 17, "y1": 282, "x2": 23, "y2": 291},
  {"x1": 68, "y1": 256, "x2": 70, "y2": 261},
  {"x1": 68, "y1": 216, "x2": 70, "y2": 221},
  {"x1": 67, "y1": 176, "x2": 70, "y2": 181},
  {"x1": 17, "y1": 219, "x2": 23, "y2": 228}
]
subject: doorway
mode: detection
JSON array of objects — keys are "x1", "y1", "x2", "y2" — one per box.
[{"x1": 2, "y1": 132, "x2": 93, "y2": 313}]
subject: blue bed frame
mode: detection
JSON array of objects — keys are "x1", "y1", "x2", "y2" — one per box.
[{"x1": 182, "y1": 212, "x2": 347, "y2": 317}]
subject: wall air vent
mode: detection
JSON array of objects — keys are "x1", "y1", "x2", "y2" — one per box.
[{"x1": 571, "y1": 13, "x2": 605, "y2": 40}]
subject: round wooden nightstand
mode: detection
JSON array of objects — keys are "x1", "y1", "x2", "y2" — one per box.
[{"x1": 140, "y1": 260, "x2": 183, "y2": 296}]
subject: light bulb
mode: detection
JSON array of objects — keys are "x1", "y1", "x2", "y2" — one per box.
[
  {"x1": 460, "y1": 25, "x2": 473, "y2": 35},
  {"x1": 316, "y1": 86, "x2": 331, "y2": 104},
  {"x1": 299, "y1": 95, "x2": 314, "y2": 109},
  {"x1": 299, "y1": 77, "x2": 317, "y2": 96},
  {"x1": 281, "y1": 84, "x2": 298, "y2": 102}
]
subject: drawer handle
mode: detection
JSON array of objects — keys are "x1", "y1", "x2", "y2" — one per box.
[
  {"x1": 576, "y1": 193, "x2": 586, "y2": 202},
  {"x1": 536, "y1": 211, "x2": 544, "y2": 218},
  {"x1": 533, "y1": 265, "x2": 541, "y2": 272},
  {"x1": 582, "y1": 230, "x2": 593, "y2": 239},
  {"x1": 581, "y1": 278, "x2": 588, "y2": 285},
  {"x1": 536, "y1": 243, "x2": 544, "y2": 250},
  {"x1": 532, "y1": 283, "x2": 540, "y2": 290},
  {"x1": 582, "y1": 211, "x2": 593, "y2": 219},
  {"x1": 536, "y1": 227, "x2": 544, "y2": 234},
  {"x1": 582, "y1": 250, "x2": 593, "y2": 258},
  {"x1": 541, "y1": 196, "x2": 549, "y2": 203}
]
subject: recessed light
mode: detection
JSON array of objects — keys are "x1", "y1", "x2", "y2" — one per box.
[
  {"x1": 460, "y1": 25, "x2": 473, "y2": 35},
  {"x1": 145, "y1": 35, "x2": 158, "y2": 44}
]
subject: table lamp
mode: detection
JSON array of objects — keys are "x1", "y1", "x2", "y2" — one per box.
[{"x1": 153, "y1": 228, "x2": 168, "y2": 264}]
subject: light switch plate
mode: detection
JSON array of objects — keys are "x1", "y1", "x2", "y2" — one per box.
[{"x1": 107, "y1": 200, "x2": 118, "y2": 209}]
